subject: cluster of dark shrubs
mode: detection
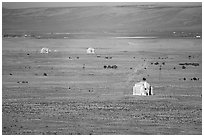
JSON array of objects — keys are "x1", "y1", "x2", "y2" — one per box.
[
  {"x1": 174, "y1": 64, "x2": 198, "y2": 70},
  {"x1": 191, "y1": 77, "x2": 199, "y2": 81},
  {"x1": 88, "y1": 88, "x2": 94, "y2": 92},
  {"x1": 188, "y1": 55, "x2": 196, "y2": 59},
  {"x1": 151, "y1": 62, "x2": 158, "y2": 65},
  {"x1": 105, "y1": 56, "x2": 112, "y2": 59},
  {"x1": 150, "y1": 62, "x2": 165, "y2": 65},
  {"x1": 179, "y1": 77, "x2": 199, "y2": 81},
  {"x1": 158, "y1": 57, "x2": 168, "y2": 59},
  {"x1": 3, "y1": 34, "x2": 23, "y2": 38},
  {"x1": 68, "y1": 57, "x2": 80, "y2": 59},
  {"x1": 104, "y1": 65, "x2": 118, "y2": 69},
  {"x1": 154, "y1": 62, "x2": 159, "y2": 65},
  {"x1": 179, "y1": 62, "x2": 199, "y2": 66},
  {"x1": 17, "y1": 81, "x2": 28, "y2": 84}
]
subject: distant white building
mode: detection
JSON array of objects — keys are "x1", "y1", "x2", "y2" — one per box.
[
  {"x1": 87, "y1": 47, "x2": 95, "y2": 54},
  {"x1": 40, "y1": 48, "x2": 51, "y2": 54},
  {"x1": 133, "y1": 81, "x2": 153, "y2": 96},
  {"x1": 196, "y1": 35, "x2": 201, "y2": 38}
]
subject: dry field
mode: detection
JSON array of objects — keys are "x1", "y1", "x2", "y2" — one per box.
[{"x1": 2, "y1": 38, "x2": 202, "y2": 135}]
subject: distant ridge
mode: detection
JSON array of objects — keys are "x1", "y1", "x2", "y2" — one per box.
[{"x1": 3, "y1": 4, "x2": 202, "y2": 35}]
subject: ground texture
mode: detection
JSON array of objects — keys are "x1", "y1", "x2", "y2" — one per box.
[{"x1": 2, "y1": 38, "x2": 202, "y2": 135}]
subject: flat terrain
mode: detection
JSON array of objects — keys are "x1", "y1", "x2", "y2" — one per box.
[{"x1": 2, "y1": 38, "x2": 202, "y2": 135}]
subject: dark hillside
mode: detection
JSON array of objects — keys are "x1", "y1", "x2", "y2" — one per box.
[{"x1": 2, "y1": 5, "x2": 202, "y2": 36}]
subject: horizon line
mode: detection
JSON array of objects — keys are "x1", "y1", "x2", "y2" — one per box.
[{"x1": 3, "y1": 2, "x2": 201, "y2": 9}]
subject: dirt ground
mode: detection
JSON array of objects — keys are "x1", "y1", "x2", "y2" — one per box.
[{"x1": 2, "y1": 38, "x2": 202, "y2": 135}]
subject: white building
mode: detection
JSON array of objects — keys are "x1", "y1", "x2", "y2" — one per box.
[
  {"x1": 40, "y1": 48, "x2": 51, "y2": 54},
  {"x1": 87, "y1": 47, "x2": 95, "y2": 54},
  {"x1": 196, "y1": 35, "x2": 201, "y2": 38},
  {"x1": 133, "y1": 81, "x2": 153, "y2": 96}
]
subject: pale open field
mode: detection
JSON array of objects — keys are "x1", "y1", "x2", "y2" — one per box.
[{"x1": 2, "y1": 37, "x2": 202, "y2": 135}]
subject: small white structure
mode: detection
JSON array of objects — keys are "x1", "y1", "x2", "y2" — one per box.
[
  {"x1": 87, "y1": 47, "x2": 95, "y2": 54},
  {"x1": 196, "y1": 35, "x2": 201, "y2": 38},
  {"x1": 133, "y1": 81, "x2": 153, "y2": 96},
  {"x1": 40, "y1": 48, "x2": 51, "y2": 54}
]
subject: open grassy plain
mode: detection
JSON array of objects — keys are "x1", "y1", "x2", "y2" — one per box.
[{"x1": 2, "y1": 37, "x2": 202, "y2": 134}]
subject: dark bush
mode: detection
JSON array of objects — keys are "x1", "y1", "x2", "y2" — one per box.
[
  {"x1": 193, "y1": 77, "x2": 197, "y2": 80},
  {"x1": 112, "y1": 65, "x2": 117, "y2": 69}
]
